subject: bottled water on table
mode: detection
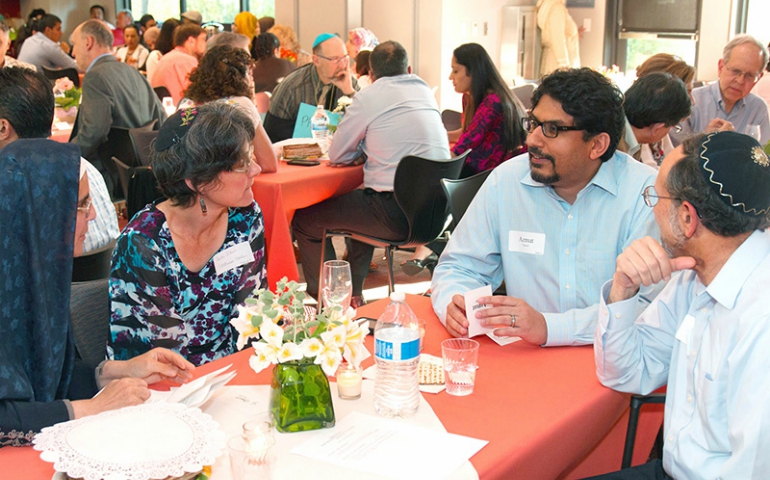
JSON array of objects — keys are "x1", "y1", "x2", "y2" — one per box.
[
  {"x1": 374, "y1": 292, "x2": 421, "y2": 417},
  {"x1": 310, "y1": 104, "x2": 330, "y2": 140}
]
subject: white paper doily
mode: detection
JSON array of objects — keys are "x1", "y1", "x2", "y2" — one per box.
[{"x1": 33, "y1": 403, "x2": 226, "y2": 480}]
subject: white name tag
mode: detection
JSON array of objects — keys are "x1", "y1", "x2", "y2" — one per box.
[
  {"x1": 213, "y1": 242, "x2": 254, "y2": 275},
  {"x1": 675, "y1": 315, "x2": 696, "y2": 347},
  {"x1": 509, "y1": 231, "x2": 546, "y2": 255}
]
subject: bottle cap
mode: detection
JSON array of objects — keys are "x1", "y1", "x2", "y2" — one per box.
[
  {"x1": 317, "y1": 104, "x2": 324, "y2": 109},
  {"x1": 389, "y1": 291, "x2": 406, "y2": 302}
]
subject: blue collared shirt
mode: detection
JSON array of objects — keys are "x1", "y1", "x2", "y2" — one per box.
[
  {"x1": 673, "y1": 81, "x2": 770, "y2": 146},
  {"x1": 329, "y1": 74, "x2": 450, "y2": 192},
  {"x1": 431, "y1": 151, "x2": 660, "y2": 346},
  {"x1": 86, "y1": 53, "x2": 114, "y2": 73},
  {"x1": 595, "y1": 230, "x2": 770, "y2": 479},
  {"x1": 17, "y1": 32, "x2": 77, "y2": 72}
]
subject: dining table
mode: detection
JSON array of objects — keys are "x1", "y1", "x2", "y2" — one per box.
[
  {"x1": 251, "y1": 159, "x2": 364, "y2": 289},
  {"x1": 1, "y1": 294, "x2": 662, "y2": 479}
]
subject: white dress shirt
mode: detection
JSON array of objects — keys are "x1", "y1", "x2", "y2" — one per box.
[{"x1": 595, "y1": 230, "x2": 770, "y2": 479}]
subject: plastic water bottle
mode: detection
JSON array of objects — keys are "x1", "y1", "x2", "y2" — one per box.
[
  {"x1": 374, "y1": 292, "x2": 421, "y2": 417},
  {"x1": 310, "y1": 104, "x2": 329, "y2": 140}
]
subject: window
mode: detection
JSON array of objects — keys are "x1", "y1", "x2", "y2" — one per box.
[
  {"x1": 625, "y1": 38, "x2": 697, "y2": 75},
  {"x1": 745, "y1": 0, "x2": 770, "y2": 46},
  {"x1": 129, "y1": 1, "x2": 275, "y2": 25}
]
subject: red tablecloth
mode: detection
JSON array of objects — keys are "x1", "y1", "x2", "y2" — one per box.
[
  {"x1": 251, "y1": 161, "x2": 364, "y2": 289},
  {"x1": 0, "y1": 295, "x2": 662, "y2": 479}
]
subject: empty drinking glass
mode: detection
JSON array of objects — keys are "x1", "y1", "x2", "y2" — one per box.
[
  {"x1": 321, "y1": 260, "x2": 352, "y2": 310},
  {"x1": 744, "y1": 124, "x2": 761, "y2": 141}
]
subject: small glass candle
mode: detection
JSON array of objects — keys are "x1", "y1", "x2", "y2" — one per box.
[{"x1": 336, "y1": 362, "x2": 362, "y2": 400}]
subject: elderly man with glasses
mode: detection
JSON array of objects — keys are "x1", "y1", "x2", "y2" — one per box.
[
  {"x1": 673, "y1": 35, "x2": 770, "y2": 146},
  {"x1": 264, "y1": 33, "x2": 358, "y2": 142},
  {"x1": 431, "y1": 68, "x2": 661, "y2": 347}
]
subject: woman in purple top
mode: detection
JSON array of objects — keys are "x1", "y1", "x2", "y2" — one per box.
[
  {"x1": 402, "y1": 43, "x2": 527, "y2": 275},
  {"x1": 448, "y1": 43, "x2": 527, "y2": 176}
]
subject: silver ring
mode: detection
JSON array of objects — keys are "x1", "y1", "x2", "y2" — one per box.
[{"x1": 510, "y1": 314, "x2": 516, "y2": 327}]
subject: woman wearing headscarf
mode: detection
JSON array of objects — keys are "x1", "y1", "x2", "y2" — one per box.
[
  {"x1": 232, "y1": 11, "x2": 259, "y2": 49},
  {"x1": 345, "y1": 27, "x2": 379, "y2": 69},
  {"x1": 108, "y1": 103, "x2": 267, "y2": 367},
  {"x1": 0, "y1": 140, "x2": 193, "y2": 446}
]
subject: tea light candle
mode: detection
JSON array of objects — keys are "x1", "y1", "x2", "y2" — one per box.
[{"x1": 336, "y1": 364, "x2": 362, "y2": 400}]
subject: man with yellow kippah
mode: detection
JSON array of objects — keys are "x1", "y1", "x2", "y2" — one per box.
[{"x1": 592, "y1": 131, "x2": 770, "y2": 479}]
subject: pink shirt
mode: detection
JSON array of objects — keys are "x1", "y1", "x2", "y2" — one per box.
[{"x1": 150, "y1": 47, "x2": 199, "y2": 104}]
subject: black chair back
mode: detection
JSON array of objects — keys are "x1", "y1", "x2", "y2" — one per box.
[
  {"x1": 42, "y1": 66, "x2": 80, "y2": 88},
  {"x1": 70, "y1": 278, "x2": 110, "y2": 367},
  {"x1": 100, "y1": 120, "x2": 157, "y2": 199},
  {"x1": 441, "y1": 109, "x2": 462, "y2": 131},
  {"x1": 512, "y1": 84, "x2": 536, "y2": 110},
  {"x1": 153, "y1": 86, "x2": 171, "y2": 101},
  {"x1": 392, "y1": 150, "x2": 469, "y2": 248},
  {"x1": 113, "y1": 157, "x2": 161, "y2": 218},
  {"x1": 441, "y1": 169, "x2": 492, "y2": 230},
  {"x1": 72, "y1": 239, "x2": 116, "y2": 282},
  {"x1": 130, "y1": 129, "x2": 159, "y2": 166}
]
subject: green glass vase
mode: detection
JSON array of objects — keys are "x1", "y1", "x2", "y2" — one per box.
[{"x1": 269, "y1": 360, "x2": 335, "y2": 433}]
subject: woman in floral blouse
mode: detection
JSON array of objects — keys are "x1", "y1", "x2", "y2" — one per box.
[
  {"x1": 402, "y1": 43, "x2": 527, "y2": 275},
  {"x1": 108, "y1": 103, "x2": 267, "y2": 367},
  {"x1": 448, "y1": 42, "x2": 527, "y2": 176}
]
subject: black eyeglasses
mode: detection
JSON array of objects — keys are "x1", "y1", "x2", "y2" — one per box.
[
  {"x1": 522, "y1": 116, "x2": 584, "y2": 138},
  {"x1": 641, "y1": 185, "x2": 680, "y2": 207},
  {"x1": 316, "y1": 53, "x2": 350, "y2": 64}
]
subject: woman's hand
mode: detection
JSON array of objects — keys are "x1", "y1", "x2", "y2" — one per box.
[
  {"x1": 99, "y1": 348, "x2": 195, "y2": 387},
  {"x1": 72, "y1": 377, "x2": 151, "y2": 418}
]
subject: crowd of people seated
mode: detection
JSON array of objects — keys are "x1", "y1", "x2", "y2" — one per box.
[{"x1": 1, "y1": 6, "x2": 770, "y2": 478}]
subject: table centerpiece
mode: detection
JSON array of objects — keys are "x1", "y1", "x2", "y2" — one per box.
[
  {"x1": 231, "y1": 278, "x2": 370, "y2": 433},
  {"x1": 52, "y1": 77, "x2": 81, "y2": 125}
]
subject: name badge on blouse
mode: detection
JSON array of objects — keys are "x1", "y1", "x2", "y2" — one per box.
[
  {"x1": 213, "y1": 242, "x2": 254, "y2": 275},
  {"x1": 509, "y1": 231, "x2": 546, "y2": 255},
  {"x1": 675, "y1": 314, "x2": 696, "y2": 347}
]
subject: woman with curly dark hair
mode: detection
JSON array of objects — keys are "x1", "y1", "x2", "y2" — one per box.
[{"x1": 180, "y1": 45, "x2": 278, "y2": 172}]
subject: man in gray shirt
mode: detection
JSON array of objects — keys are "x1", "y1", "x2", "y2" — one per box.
[
  {"x1": 18, "y1": 14, "x2": 77, "y2": 72},
  {"x1": 292, "y1": 41, "x2": 450, "y2": 305}
]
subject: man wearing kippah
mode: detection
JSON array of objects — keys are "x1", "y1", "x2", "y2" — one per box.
[
  {"x1": 264, "y1": 33, "x2": 358, "y2": 142},
  {"x1": 592, "y1": 131, "x2": 770, "y2": 479}
]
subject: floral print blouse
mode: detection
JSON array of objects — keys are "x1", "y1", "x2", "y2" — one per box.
[
  {"x1": 452, "y1": 92, "x2": 522, "y2": 175},
  {"x1": 108, "y1": 201, "x2": 267, "y2": 366}
]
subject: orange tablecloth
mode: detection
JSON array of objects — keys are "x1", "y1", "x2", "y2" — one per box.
[
  {"x1": 50, "y1": 126, "x2": 72, "y2": 143},
  {"x1": 252, "y1": 161, "x2": 364, "y2": 289},
  {"x1": 1, "y1": 295, "x2": 662, "y2": 479}
]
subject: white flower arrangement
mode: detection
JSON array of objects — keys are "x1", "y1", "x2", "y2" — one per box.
[
  {"x1": 332, "y1": 95, "x2": 353, "y2": 114},
  {"x1": 231, "y1": 278, "x2": 370, "y2": 377}
]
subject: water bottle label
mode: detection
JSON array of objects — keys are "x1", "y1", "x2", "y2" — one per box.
[{"x1": 375, "y1": 338, "x2": 420, "y2": 361}]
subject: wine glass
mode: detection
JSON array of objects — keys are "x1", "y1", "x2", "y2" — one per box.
[{"x1": 321, "y1": 260, "x2": 352, "y2": 310}]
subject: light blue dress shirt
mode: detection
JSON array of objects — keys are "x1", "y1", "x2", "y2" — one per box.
[
  {"x1": 673, "y1": 81, "x2": 770, "y2": 146},
  {"x1": 595, "y1": 230, "x2": 770, "y2": 479},
  {"x1": 431, "y1": 151, "x2": 660, "y2": 346},
  {"x1": 17, "y1": 32, "x2": 77, "y2": 72},
  {"x1": 81, "y1": 159, "x2": 119, "y2": 253},
  {"x1": 329, "y1": 74, "x2": 450, "y2": 192}
]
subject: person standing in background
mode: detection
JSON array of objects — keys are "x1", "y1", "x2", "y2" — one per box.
[{"x1": 536, "y1": 0, "x2": 582, "y2": 75}]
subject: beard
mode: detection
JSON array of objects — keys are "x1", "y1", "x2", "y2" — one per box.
[
  {"x1": 528, "y1": 147, "x2": 561, "y2": 185},
  {"x1": 661, "y1": 206, "x2": 687, "y2": 257}
]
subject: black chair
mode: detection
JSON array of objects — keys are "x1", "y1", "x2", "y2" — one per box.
[
  {"x1": 441, "y1": 169, "x2": 492, "y2": 230},
  {"x1": 622, "y1": 393, "x2": 666, "y2": 468},
  {"x1": 114, "y1": 157, "x2": 161, "y2": 218},
  {"x1": 42, "y1": 65, "x2": 80, "y2": 88},
  {"x1": 130, "y1": 129, "x2": 159, "y2": 166},
  {"x1": 153, "y1": 86, "x2": 171, "y2": 101},
  {"x1": 441, "y1": 109, "x2": 462, "y2": 131},
  {"x1": 72, "y1": 239, "x2": 117, "y2": 282},
  {"x1": 321, "y1": 151, "x2": 469, "y2": 294},
  {"x1": 512, "y1": 84, "x2": 536, "y2": 110},
  {"x1": 100, "y1": 120, "x2": 157, "y2": 199},
  {"x1": 70, "y1": 278, "x2": 110, "y2": 367}
]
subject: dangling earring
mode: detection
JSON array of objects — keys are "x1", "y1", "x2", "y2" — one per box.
[{"x1": 199, "y1": 197, "x2": 207, "y2": 214}]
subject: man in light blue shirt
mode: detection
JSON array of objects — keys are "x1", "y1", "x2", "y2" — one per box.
[
  {"x1": 293, "y1": 40, "x2": 449, "y2": 305},
  {"x1": 672, "y1": 35, "x2": 769, "y2": 146},
  {"x1": 431, "y1": 68, "x2": 659, "y2": 346},
  {"x1": 593, "y1": 131, "x2": 770, "y2": 479},
  {"x1": 17, "y1": 14, "x2": 77, "y2": 72}
]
